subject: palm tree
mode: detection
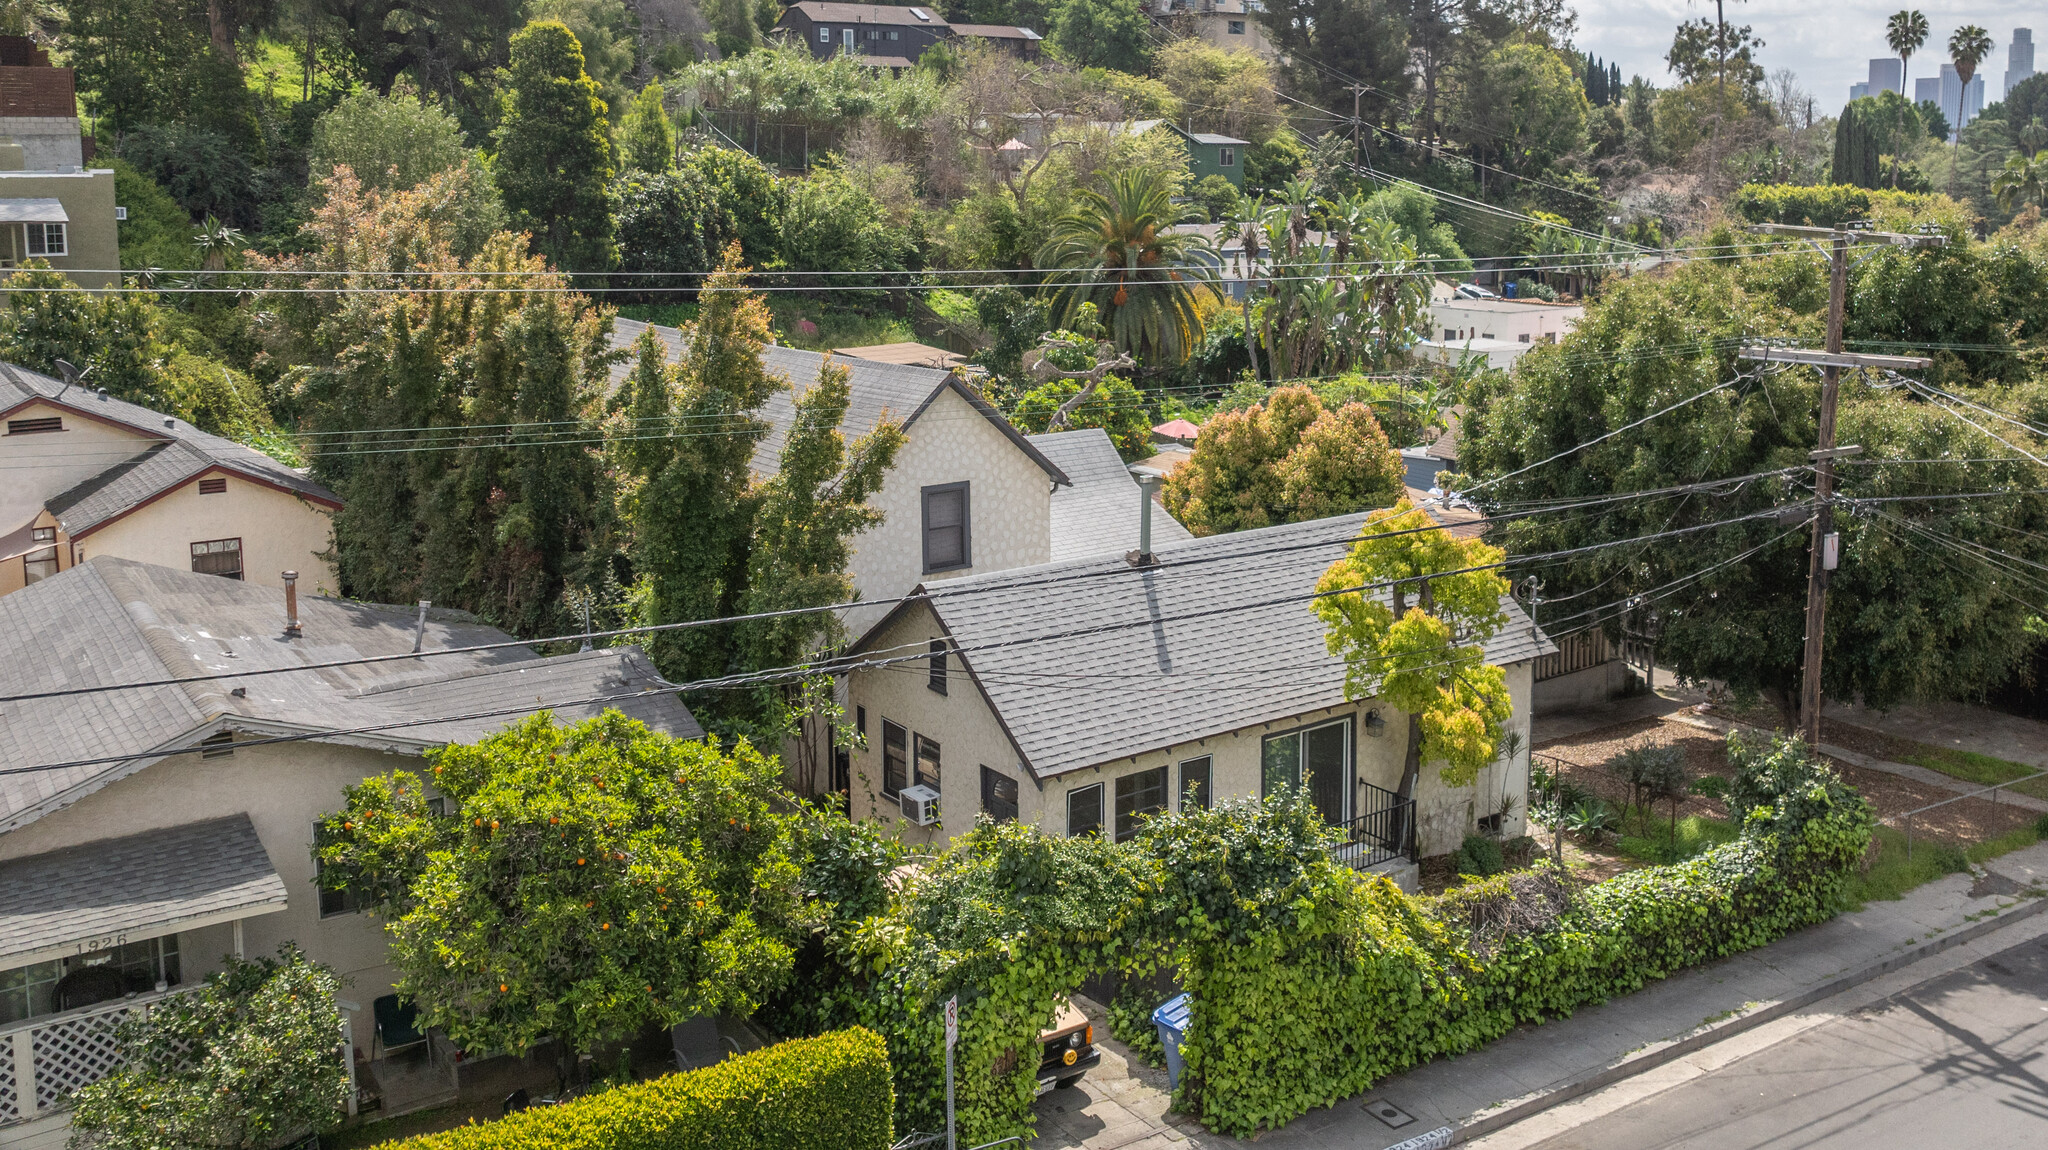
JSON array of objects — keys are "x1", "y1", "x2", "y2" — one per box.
[
  {"x1": 1886, "y1": 10, "x2": 1928, "y2": 97},
  {"x1": 1949, "y1": 25, "x2": 1994, "y2": 135},
  {"x1": 1992, "y1": 153, "x2": 2046, "y2": 212},
  {"x1": 1036, "y1": 168, "x2": 1222, "y2": 365}
]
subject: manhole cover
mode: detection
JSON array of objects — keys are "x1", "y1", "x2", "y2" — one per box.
[{"x1": 1363, "y1": 1098, "x2": 1415, "y2": 1129}]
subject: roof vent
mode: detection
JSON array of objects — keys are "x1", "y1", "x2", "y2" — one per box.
[
  {"x1": 95, "y1": 387, "x2": 108, "y2": 400},
  {"x1": 163, "y1": 417, "x2": 175, "y2": 428}
]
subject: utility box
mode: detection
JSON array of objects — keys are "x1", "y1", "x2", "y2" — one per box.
[{"x1": 1152, "y1": 993, "x2": 1191, "y2": 1093}]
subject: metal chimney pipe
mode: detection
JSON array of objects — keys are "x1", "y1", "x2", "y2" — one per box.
[
  {"x1": 1128, "y1": 466, "x2": 1166, "y2": 566},
  {"x1": 412, "y1": 600, "x2": 432, "y2": 654},
  {"x1": 282, "y1": 571, "x2": 301, "y2": 638}
]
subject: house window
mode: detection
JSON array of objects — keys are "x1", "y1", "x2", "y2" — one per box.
[
  {"x1": 1228, "y1": 19, "x2": 1246, "y2": 33},
  {"x1": 914, "y1": 733, "x2": 941, "y2": 792},
  {"x1": 981, "y1": 766, "x2": 1019, "y2": 823},
  {"x1": 922, "y1": 482, "x2": 970, "y2": 572},
  {"x1": 1444, "y1": 328, "x2": 1457, "y2": 342},
  {"x1": 1067, "y1": 782, "x2": 1104, "y2": 837},
  {"x1": 25, "y1": 222, "x2": 65, "y2": 257},
  {"x1": 6, "y1": 416, "x2": 61, "y2": 434},
  {"x1": 0, "y1": 937, "x2": 180, "y2": 1026},
  {"x1": 1178, "y1": 756, "x2": 1212, "y2": 810},
  {"x1": 867, "y1": 28, "x2": 879, "y2": 39},
  {"x1": 928, "y1": 640, "x2": 948, "y2": 694},
  {"x1": 856, "y1": 705, "x2": 867, "y2": 735},
  {"x1": 882, "y1": 720, "x2": 909, "y2": 797},
  {"x1": 889, "y1": 29, "x2": 900, "y2": 39},
  {"x1": 198, "y1": 477, "x2": 227, "y2": 494},
  {"x1": 190, "y1": 537, "x2": 243, "y2": 580},
  {"x1": 23, "y1": 526, "x2": 56, "y2": 583},
  {"x1": 315, "y1": 821, "x2": 365, "y2": 917},
  {"x1": 1114, "y1": 766, "x2": 1168, "y2": 841},
  {"x1": 1219, "y1": 147, "x2": 1237, "y2": 167},
  {"x1": 1262, "y1": 718, "x2": 1351, "y2": 826},
  {"x1": 819, "y1": 25, "x2": 832, "y2": 43}
]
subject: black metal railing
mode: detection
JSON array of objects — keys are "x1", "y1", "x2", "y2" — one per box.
[{"x1": 1331, "y1": 781, "x2": 1417, "y2": 871}]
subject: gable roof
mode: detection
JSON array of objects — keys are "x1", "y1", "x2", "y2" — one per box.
[
  {"x1": 608, "y1": 318, "x2": 1067, "y2": 483},
  {"x1": 785, "y1": 3, "x2": 947, "y2": 25},
  {"x1": 0, "y1": 557, "x2": 701, "y2": 833},
  {"x1": 1026, "y1": 428, "x2": 1194, "y2": 561},
  {"x1": 853, "y1": 511, "x2": 1553, "y2": 780},
  {"x1": 0, "y1": 360, "x2": 339, "y2": 531}
]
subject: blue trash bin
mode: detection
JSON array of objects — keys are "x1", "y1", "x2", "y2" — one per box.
[{"x1": 1151, "y1": 993, "x2": 1191, "y2": 1093}]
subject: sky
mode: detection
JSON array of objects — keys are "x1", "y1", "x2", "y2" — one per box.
[{"x1": 1570, "y1": 1, "x2": 2042, "y2": 109}]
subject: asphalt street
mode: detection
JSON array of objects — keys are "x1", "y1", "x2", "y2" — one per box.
[{"x1": 1520, "y1": 930, "x2": 2048, "y2": 1149}]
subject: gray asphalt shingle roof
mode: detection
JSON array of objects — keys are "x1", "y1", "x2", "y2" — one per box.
[
  {"x1": 0, "y1": 557, "x2": 701, "y2": 832},
  {"x1": 0, "y1": 814, "x2": 288, "y2": 964},
  {"x1": 608, "y1": 319, "x2": 1067, "y2": 484},
  {"x1": 1026, "y1": 428, "x2": 1194, "y2": 561},
  {"x1": 0, "y1": 360, "x2": 339, "y2": 533},
  {"x1": 863, "y1": 511, "x2": 1554, "y2": 779}
]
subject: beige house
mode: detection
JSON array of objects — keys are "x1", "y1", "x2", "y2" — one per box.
[
  {"x1": 839, "y1": 511, "x2": 1553, "y2": 883},
  {"x1": 609, "y1": 321, "x2": 1192, "y2": 638},
  {"x1": 1150, "y1": 0, "x2": 1276, "y2": 60},
  {"x1": 0, "y1": 558, "x2": 700, "y2": 1143},
  {"x1": 0, "y1": 361, "x2": 339, "y2": 598}
]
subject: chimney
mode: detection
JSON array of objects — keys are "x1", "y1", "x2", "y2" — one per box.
[
  {"x1": 411, "y1": 600, "x2": 431, "y2": 653},
  {"x1": 282, "y1": 571, "x2": 301, "y2": 638},
  {"x1": 1126, "y1": 466, "x2": 1166, "y2": 567}
]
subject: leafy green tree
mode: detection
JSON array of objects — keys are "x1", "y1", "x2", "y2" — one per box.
[
  {"x1": 68, "y1": 945, "x2": 351, "y2": 1150},
  {"x1": 67, "y1": 0, "x2": 263, "y2": 162},
  {"x1": 1150, "y1": 38, "x2": 1283, "y2": 147},
  {"x1": 1994, "y1": 152, "x2": 2048, "y2": 211},
  {"x1": 529, "y1": 0, "x2": 640, "y2": 108},
  {"x1": 1315, "y1": 500, "x2": 1513, "y2": 788},
  {"x1": 1460, "y1": 248, "x2": 2048, "y2": 727},
  {"x1": 1037, "y1": 167, "x2": 1222, "y2": 364},
  {"x1": 1452, "y1": 42, "x2": 1590, "y2": 175},
  {"x1": 0, "y1": 268, "x2": 169, "y2": 410},
  {"x1": 618, "y1": 79, "x2": 677, "y2": 173},
  {"x1": 493, "y1": 20, "x2": 618, "y2": 274},
  {"x1": 308, "y1": 85, "x2": 470, "y2": 193},
  {"x1": 1046, "y1": 0, "x2": 1151, "y2": 72},
  {"x1": 1160, "y1": 384, "x2": 1404, "y2": 534},
  {"x1": 1010, "y1": 372, "x2": 1154, "y2": 459},
  {"x1": 1256, "y1": 0, "x2": 1411, "y2": 125},
  {"x1": 1243, "y1": 187, "x2": 1433, "y2": 377},
  {"x1": 111, "y1": 158, "x2": 198, "y2": 271},
  {"x1": 777, "y1": 167, "x2": 914, "y2": 285},
  {"x1": 316, "y1": 712, "x2": 803, "y2": 1065}
]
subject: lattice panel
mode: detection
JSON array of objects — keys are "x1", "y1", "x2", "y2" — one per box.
[
  {"x1": 31, "y1": 1010, "x2": 128, "y2": 1110},
  {"x1": 0, "y1": 1042, "x2": 18, "y2": 1123}
]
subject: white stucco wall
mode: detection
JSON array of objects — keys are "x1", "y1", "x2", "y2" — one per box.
[
  {"x1": 78, "y1": 471, "x2": 338, "y2": 595},
  {"x1": 0, "y1": 739, "x2": 420, "y2": 1014},
  {"x1": 846, "y1": 601, "x2": 1536, "y2": 857},
  {"x1": 843, "y1": 386, "x2": 1053, "y2": 636},
  {"x1": 0, "y1": 399, "x2": 156, "y2": 537}
]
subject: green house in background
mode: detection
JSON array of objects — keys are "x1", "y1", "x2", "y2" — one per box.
[{"x1": 1095, "y1": 119, "x2": 1251, "y2": 189}]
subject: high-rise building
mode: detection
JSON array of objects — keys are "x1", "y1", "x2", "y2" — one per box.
[
  {"x1": 2008, "y1": 29, "x2": 2037, "y2": 98},
  {"x1": 1932, "y1": 63, "x2": 1985, "y2": 136},
  {"x1": 1850, "y1": 81, "x2": 1870, "y2": 101},
  {"x1": 1868, "y1": 57, "x2": 1903, "y2": 96},
  {"x1": 1916, "y1": 76, "x2": 1941, "y2": 105}
]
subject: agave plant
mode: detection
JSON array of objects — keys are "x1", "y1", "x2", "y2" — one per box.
[{"x1": 1035, "y1": 167, "x2": 1222, "y2": 365}]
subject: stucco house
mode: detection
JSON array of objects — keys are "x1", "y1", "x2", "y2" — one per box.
[
  {"x1": 838, "y1": 510, "x2": 1554, "y2": 885},
  {"x1": 0, "y1": 558, "x2": 700, "y2": 1142},
  {"x1": 0, "y1": 361, "x2": 340, "y2": 598},
  {"x1": 609, "y1": 321, "x2": 1194, "y2": 637},
  {"x1": 0, "y1": 37, "x2": 116, "y2": 288}
]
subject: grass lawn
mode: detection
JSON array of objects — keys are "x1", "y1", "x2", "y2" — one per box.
[
  {"x1": 1843, "y1": 815, "x2": 2048, "y2": 907},
  {"x1": 1897, "y1": 744, "x2": 2048, "y2": 801},
  {"x1": 1615, "y1": 812, "x2": 1740, "y2": 866}
]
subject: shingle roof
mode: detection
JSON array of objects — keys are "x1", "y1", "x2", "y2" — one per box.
[
  {"x1": 859, "y1": 511, "x2": 1554, "y2": 779},
  {"x1": 0, "y1": 360, "x2": 340, "y2": 534},
  {"x1": 785, "y1": 3, "x2": 946, "y2": 25},
  {"x1": 1027, "y1": 428, "x2": 1194, "y2": 561},
  {"x1": 0, "y1": 814, "x2": 288, "y2": 964},
  {"x1": 0, "y1": 557, "x2": 701, "y2": 832},
  {"x1": 608, "y1": 318, "x2": 1067, "y2": 484},
  {"x1": 951, "y1": 23, "x2": 1040, "y2": 38}
]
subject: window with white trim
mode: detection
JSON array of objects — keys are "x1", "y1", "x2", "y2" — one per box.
[
  {"x1": 819, "y1": 25, "x2": 832, "y2": 43},
  {"x1": 25, "y1": 222, "x2": 65, "y2": 256}
]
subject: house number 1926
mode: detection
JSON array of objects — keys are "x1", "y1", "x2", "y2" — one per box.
[{"x1": 75, "y1": 933, "x2": 128, "y2": 954}]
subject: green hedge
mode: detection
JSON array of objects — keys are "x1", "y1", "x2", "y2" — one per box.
[
  {"x1": 375, "y1": 1029, "x2": 893, "y2": 1150},
  {"x1": 1730, "y1": 183, "x2": 1937, "y2": 228}
]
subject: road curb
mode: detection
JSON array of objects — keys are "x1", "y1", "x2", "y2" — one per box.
[{"x1": 1450, "y1": 890, "x2": 2048, "y2": 1144}]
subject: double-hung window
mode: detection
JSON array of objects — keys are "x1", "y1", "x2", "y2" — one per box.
[
  {"x1": 819, "y1": 25, "x2": 832, "y2": 43},
  {"x1": 914, "y1": 734, "x2": 942, "y2": 792},
  {"x1": 1113, "y1": 767, "x2": 1168, "y2": 841},
  {"x1": 921, "y1": 482, "x2": 970, "y2": 572},
  {"x1": 1067, "y1": 783, "x2": 1104, "y2": 837},
  {"x1": 1219, "y1": 147, "x2": 1237, "y2": 167},
  {"x1": 1262, "y1": 718, "x2": 1351, "y2": 826},
  {"x1": 882, "y1": 720, "x2": 909, "y2": 797}
]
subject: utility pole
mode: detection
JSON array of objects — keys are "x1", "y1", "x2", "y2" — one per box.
[
  {"x1": 1346, "y1": 84, "x2": 1368, "y2": 167},
  {"x1": 1740, "y1": 223, "x2": 1944, "y2": 748}
]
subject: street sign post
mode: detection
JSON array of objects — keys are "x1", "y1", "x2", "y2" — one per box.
[{"x1": 944, "y1": 996, "x2": 958, "y2": 1150}]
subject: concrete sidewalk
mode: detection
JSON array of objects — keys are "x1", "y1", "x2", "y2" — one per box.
[{"x1": 1031, "y1": 843, "x2": 2048, "y2": 1150}]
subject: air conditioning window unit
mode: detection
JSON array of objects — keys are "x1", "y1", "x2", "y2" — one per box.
[{"x1": 899, "y1": 784, "x2": 941, "y2": 826}]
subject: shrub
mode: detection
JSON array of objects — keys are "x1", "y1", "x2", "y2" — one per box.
[
  {"x1": 1455, "y1": 833, "x2": 1505, "y2": 876},
  {"x1": 377, "y1": 1029, "x2": 894, "y2": 1150}
]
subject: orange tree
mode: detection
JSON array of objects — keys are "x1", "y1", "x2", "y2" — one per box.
[
  {"x1": 1313, "y1": 501, "x2": 1512, "y2": 788},
  {"x1": 315, "y1": 711, "x2": 804, "y2": 1069}
]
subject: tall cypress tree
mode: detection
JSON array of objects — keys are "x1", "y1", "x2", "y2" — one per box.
[
  {"x1": 1832, "y1": 100, "x2": 1880, "y2": 188},
  {"x1": 493, "y1": 20, "x2": 618, "y2": 276}
]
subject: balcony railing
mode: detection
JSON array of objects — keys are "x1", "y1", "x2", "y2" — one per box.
[
  {"x1": 1331, "y1": 781, "x2": 1417, "y2": 871},
  {"x1": 0, "y1": 988, "x2": 194, "y2": 1126}
]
